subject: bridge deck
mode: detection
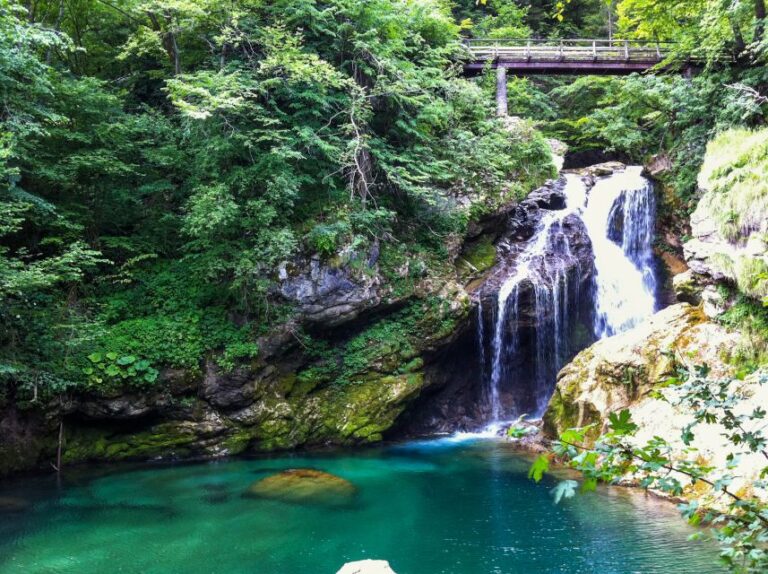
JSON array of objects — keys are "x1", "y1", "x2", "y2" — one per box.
[{"x1": 464, "y1": 38, "x2": 681, "y2": 75}]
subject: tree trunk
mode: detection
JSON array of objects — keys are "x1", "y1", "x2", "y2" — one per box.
[
  {"x1": 731, "y1": 18, "x2": 747, "y2": 56},
  {"x1": 756, "y1": 0, "x2": 767, "y2": 44},
  {"x1": 496, "y1": 66, "x2": 508, "y2": 117},
  {"x1": 46, "y1": 0, "x2": 65, "y2": 64},
  {"x1": 147, "y1": 11, "x2": 181, "y2": 75}
]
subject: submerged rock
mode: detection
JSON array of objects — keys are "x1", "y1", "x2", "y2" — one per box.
[
  {"x1": 245, "y1": 468, "x2": 356, "y2": 505},
  {"x1": 337, "y1": 560, "x2": 397, "y2": 574}
]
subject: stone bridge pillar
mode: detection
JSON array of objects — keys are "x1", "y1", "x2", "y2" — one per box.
[{"x1": 496, "y1": 65, "x2": 508, "y2": 117}]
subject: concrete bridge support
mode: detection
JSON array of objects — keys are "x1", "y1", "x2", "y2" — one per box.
[{"x1": 496, "y1": 65, "x2": 507, "y2": 117}]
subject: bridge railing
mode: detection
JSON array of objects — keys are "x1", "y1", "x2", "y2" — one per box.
[{"x1": 464, "y1": 38, "x2": 678, "y2": 63}]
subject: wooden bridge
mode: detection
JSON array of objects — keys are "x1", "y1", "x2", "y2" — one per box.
[
  {"x1": 464, "y1": 38, "x2": 697, "y2": 116},
  {"x1": 464, "y1": 38, "x2": 678, "y2": 76}
]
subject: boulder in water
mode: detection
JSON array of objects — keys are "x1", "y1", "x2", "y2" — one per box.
[
  {"x1": 336, "y1": 560, "x2": 397, "y2": 574},
  {"x1": 245, "y1": 468, "x2": 356, "y2": 505}
]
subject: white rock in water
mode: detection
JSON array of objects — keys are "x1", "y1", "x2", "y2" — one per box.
[{"x1": 336, "y1": 560, "x2": 397, "y2": 574}]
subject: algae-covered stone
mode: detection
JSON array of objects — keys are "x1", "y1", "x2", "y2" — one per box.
[
  {"x1": 459, "y1": 237, "x2": 497, "y2": 280},
  {"x1": 245, "y1": 468, "x2": 356, "y2": 505}
]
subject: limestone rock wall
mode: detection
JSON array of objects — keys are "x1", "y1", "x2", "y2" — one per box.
[{"x1": 543, "y1": 303, "x2": 767, "y2": 505}]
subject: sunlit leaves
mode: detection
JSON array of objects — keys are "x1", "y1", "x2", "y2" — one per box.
[
  {"x1": 608, "y1": 409, "x2": 638, "y2": 435},
  {"x1": 529, "y1": 455, "x2": 551, "y2": 483}
]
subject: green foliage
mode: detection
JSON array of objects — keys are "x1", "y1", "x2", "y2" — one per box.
[
  {"x1": 720, "y1": 296, "x2": 768, "y2": 371},
  {"x1": 83, "y1": 352, "x2": 159, "y2": 388},
  {"x1": 698, "y1": 128, "x2": 768, "y2": 243},
  {"x1": 295, "y1": 297, "x2": 457, "y2": 387},
  {"x1": 529, "y1": 454, "x2": 551, "y2": 483},
  {"x1": 0, "y1": 0, "x2": 555, "y2": 398}
]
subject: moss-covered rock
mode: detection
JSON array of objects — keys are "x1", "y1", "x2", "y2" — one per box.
[
  {"x1": 684, "y1": 128, "x2": 768, "y2": 300},
  {"x1": 543, "y1": 304, "x2": 738, "y2": 437},
  {"x1": 543, "y1": 303, "x2": 768, "y2": 508},
  {"x1": 458, "y1": 237, "x2": 497, "y2": 281},
  {"x1": 245, "y1": 469, "x2": 356, "y2": 506}
]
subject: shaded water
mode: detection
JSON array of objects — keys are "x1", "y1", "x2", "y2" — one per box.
[{"x1": 0, "y1": 439, "x2": 724, "y2": 574}]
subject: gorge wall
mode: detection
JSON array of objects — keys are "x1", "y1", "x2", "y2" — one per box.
[{"x1": 1, "y1": 152, "x2": 743, "y2": 478}]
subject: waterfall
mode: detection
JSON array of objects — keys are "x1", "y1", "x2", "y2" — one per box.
[
  {"x1": 487, "y1": 175, "x2": 587, "y2": 420},
  {"x1": 483, "y1": 167, "x2": 658, "y2": 424},
  {"x1": 583, "y1": 166, "x2": 657, "y2": 338}
]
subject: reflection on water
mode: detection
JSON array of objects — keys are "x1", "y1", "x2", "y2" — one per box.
[{"x1": 0, "y1": 438, "x2": 724, "y2": 574}]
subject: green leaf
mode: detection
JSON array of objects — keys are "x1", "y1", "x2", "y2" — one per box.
[
  {"x1": 581, "y1": 477, "x2": 598, "y2": 492},
  {"x1": 608, "y1": 409, "x2": 638, "y2": 436},
  {"x1": 560, "y1": 428, "x2": 585, "y2": 445},
  {"x1": 134, "y1": 360, "x2": 151, "y2": 372},
  {"x1": 106, "y1": 352, "x2": 118, "y2": 361},
  {"x1": 528, "y1": 454, "x2": 550, "y2": 483},
  {"x1": 87, "y1": 353, "x2": 103, "y2": 363},
  {"x1": 117, "y1": 355, "x2": 136, "y2": 366},
  {"x1": 552, "y1": 480, "x2": 578, "y2": 504}
]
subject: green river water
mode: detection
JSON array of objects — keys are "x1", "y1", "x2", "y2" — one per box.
[{"x1": 0, "y1": 437, "x2": 725, "y2": 574}]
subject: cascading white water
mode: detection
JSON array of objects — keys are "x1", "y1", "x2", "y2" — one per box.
[
  {"x1": 487, "y1": 174, "x2": 587, "y2": 420},
  {"x1": 482, "y1": 167, "x2": 658, "y2": 424},
  {"x1": 583, "y1": 166, "x2": 657, "y2": 338}
]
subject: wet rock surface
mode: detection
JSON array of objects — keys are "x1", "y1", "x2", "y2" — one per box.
[
  {"x1": 278, "y1": 247, "x2": 382, "y2": 327},
  {"x1": 246, "y1": 468, "x2": 357, "y2": 505}
]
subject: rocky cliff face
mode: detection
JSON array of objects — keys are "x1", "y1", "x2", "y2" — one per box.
[
  {"x1": 1, "y1": 176, "x2": 525, "y2": 476},
  {"x1": 0, "y1": 280, "x2": 470, "y2": 476},
  {"x1": 400, "y1": 168, "x2": 619, "y2": 432},
  {"x1": 544, "y1": 304, "x2": 737, "y2": 437},
  {"x1": 542, "y1": 303, "x2": 767, "y2": 505},
  {"x1": 682, "y1": 128, "x2": 768, "y2": 302}
]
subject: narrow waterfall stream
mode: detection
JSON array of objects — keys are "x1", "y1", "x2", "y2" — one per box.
[{"x1": 484, "y1": 166, "x2": 658, "y2": 424}]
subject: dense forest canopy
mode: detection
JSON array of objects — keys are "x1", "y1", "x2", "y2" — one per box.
[
  {"x1": 1, "y1": 0, "x2": 766, "y2": 401},
  {"x1": 1, "y1": 0, "x2": 558, "y2": 397}
]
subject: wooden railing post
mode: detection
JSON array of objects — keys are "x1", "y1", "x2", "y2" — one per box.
[
  {"x1": 526, "y1": 40, "x2": 531, "y2": 61},
  {"x1": 592, "y1": 40, "x2": 597, "y2": 61},
  {"x1": 624, "y1": 39, "x2": 630, "y2": 60},
  {"x1": 559, "y1": 40, "x2": 564, "y2": 61}
]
